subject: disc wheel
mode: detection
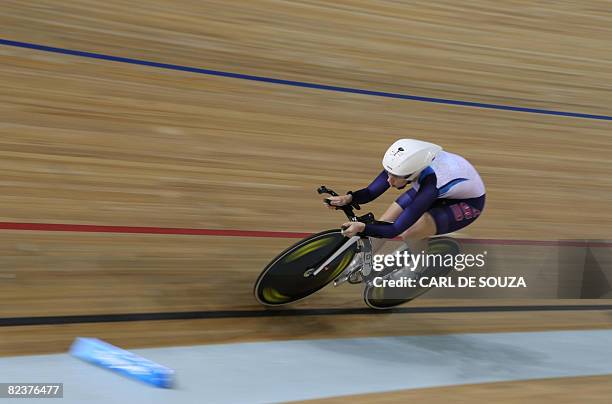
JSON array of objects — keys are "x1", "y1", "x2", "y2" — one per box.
[
  {"x1": 364, "y1": 237, "x2": 461, "y2": 309},
  {"x1": 254, "y1": 229, "x2": 357, "y2": 306}
]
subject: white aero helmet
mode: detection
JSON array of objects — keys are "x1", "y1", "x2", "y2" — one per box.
[{"x1": 382, "y1": 139, "x2": 442, "y2": 180}]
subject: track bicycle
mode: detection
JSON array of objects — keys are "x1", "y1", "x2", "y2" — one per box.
[{"x1": 253, "y1": 186, "x2": 460, "y2": 309}]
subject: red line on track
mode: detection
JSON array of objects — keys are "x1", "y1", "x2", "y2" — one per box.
[
  {"x1": 0, "y1": 222, "x2": 311, "y2": 239},
  {"x1": 459, "y1": 238, "x2": 612, "y2": 248},
  {"x1": 0, "y1": 221, "x2": 610, "y2": 248}
]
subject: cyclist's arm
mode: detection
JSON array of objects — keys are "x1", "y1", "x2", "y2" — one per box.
[
  {"x1": 362, "y1": 174, "x2": 438, "y2": 238},
  {"x1": 350, "y1": 170, "x2": 390, "y2": 204}
]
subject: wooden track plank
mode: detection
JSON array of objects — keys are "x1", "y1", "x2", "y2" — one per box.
[
  {"x1": 294, "y1": 374, "x2": 612, "y2": 403},
  {"x1": 1, "y1": 230, "x2": 609, "y2": 318},
  {"x1": 0, "y1": 48, "x2": 610, "y2": 239},
  {"x1": 2, "y1": 0, "x2": 611, "y2": 114},
  {"x1": 2, "y1": 309, "x2": 612, "y2": 357},
  {"x1": 1, "y1": 1, "x2": 611, "y2": 359}
]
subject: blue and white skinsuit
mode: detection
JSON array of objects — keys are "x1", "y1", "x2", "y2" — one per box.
[{"x1": 351, "y1": 151, "x2": 486, "y2": 238}]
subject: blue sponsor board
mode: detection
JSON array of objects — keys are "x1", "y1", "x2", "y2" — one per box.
[{"x1": 70, "y1": 337, "x2": 174, "y2": 388}]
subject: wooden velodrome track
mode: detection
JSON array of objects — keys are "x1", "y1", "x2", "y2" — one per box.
[{"x1": 1, "y1": 0, "x2": 612, "y2": 400}]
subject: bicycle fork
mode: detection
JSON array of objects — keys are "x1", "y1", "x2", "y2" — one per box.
[
  {"x1": 312, "y1": 237, "x2": 374, "y2": 286},
  {"x1": 303, "y1": 236, "x2": 374, "y2": 286},
  {"x1": 334, "y1": 237, "x2": 374, "y2": 286}
]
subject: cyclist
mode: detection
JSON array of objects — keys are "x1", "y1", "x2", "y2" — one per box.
[{"x1": 326, "y1": 138, "x2": 485, "y2": 244}]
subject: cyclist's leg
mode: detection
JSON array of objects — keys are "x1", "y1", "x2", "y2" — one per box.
[
  {"x1": 362, "y1": 203, "x2": 437, "y2": 278},
  {"x1": 426, "y1": 195, "x2": 486, "y2": 236},
  {"x1": 365, "y1": 196, "x2": 486, "y2": 306},
  {"x1": 358, "y1": 194, "x2": 486, "y2": 277},
  {"x1": 365, "y1": 213, "x2": 435, "y2": 303},
  {"x1": 342, "y1": 201, "x2": 404, "y2": 283},
  {"x1": 399, "y1": 194, "x2": 486, "y2": 241},
  {"x1": 395, "y1": 195, "x2": 486, "y2": 271},
  {"x1": 398, "y1": 212, "x2": 437, "y2": 254}
]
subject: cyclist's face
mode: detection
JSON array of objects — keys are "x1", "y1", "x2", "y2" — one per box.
[{"x1": 387, "y1": 173, "x2": 409, "y2": 188}]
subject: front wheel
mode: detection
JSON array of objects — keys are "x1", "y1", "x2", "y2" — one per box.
[{"x1": 254, "y1": 229, "x2": 358, "y2": 306}]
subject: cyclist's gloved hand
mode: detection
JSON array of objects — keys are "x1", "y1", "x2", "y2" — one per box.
[
  {"x1": 341, "y1": 221, "x2": 365, "y2": 237},
  {"x1": 324, "y1": 194, "x2": 353, "y2": 210}
]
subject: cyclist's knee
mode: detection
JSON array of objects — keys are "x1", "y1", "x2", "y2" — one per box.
[{"x1": 399, "y1": 213, "x2": 437, "y2": 242}]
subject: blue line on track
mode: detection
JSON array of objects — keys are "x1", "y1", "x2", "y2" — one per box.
[{"x1": 2, "y1": 38, "x2": 611, "y2": 121}]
